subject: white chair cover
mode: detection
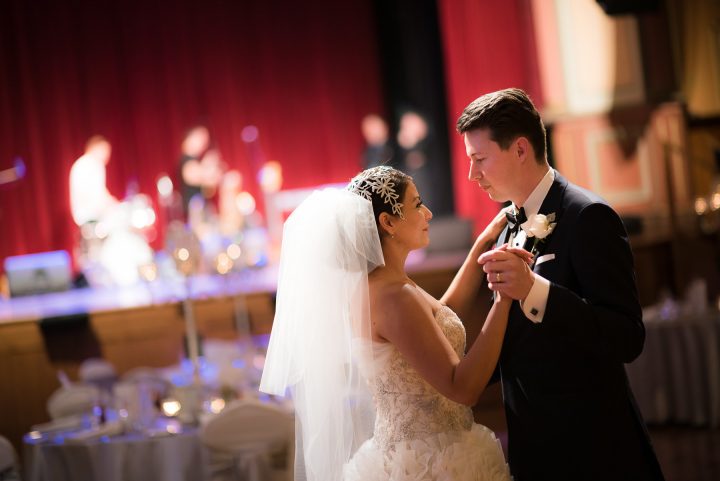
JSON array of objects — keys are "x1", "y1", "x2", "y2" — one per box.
[
  {"x1": 46, "y1": 384, "x2": 100, "y2": 420},
  {"x1": 79, "y1": 358, "x2": 117, "y2": 383},
  {"x1": 79, "y1": 358, "x2": 118, "y2": 395},
  {"x1": 200, "y1": 399, "x2": 294, "y2": 481},
  {"x1": 0, "y1": 435, "x2": 20, "y2": 480}
]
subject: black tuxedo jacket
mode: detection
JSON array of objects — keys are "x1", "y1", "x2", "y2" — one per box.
[{"x1": 496, "y1": 172, "x2": 664, "y2": 481}]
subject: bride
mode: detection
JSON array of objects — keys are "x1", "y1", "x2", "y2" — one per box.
[{"x1": 261, "y1": 166, "x2": 530, "y2": 480}]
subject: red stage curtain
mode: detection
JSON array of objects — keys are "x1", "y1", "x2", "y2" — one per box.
[
  {"x1": 0, "y1": 0, "x2": 382, "y2": 269},
  {"x1": 437, "y1": 0, "x2": 543, "y2": 233}
]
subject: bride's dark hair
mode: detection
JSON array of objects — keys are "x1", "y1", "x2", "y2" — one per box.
[{"x1": 347, "y1": 166, "x2": 412, "y2": 229}]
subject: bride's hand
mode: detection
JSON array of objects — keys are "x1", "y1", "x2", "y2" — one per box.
[
  {"x1": 494, "y1": 289, "x2": 513, "y2": 306},
  {"x1": 479, "y1": 207, "x2": 509, "y2": 243},
  {"x1": 506, "y1": 246, "x2": 534, "y2": 265}
]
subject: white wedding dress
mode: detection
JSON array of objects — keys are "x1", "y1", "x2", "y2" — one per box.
[{"x1": 344, "y1": 305, "x2": 511, "y2": 481}]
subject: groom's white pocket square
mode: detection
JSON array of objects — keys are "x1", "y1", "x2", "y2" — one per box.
[{"x1": 535, "y1": 253, "x2": 555, "y2": 266}]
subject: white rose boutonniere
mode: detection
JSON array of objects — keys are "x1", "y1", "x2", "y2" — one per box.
[{"x1": 523, "y1": 212, "x2": 557, "y2": 255}]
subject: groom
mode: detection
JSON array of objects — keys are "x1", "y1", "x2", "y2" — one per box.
[{"x1": 460, "y1": 88, "x2": 665, "y2": 480}]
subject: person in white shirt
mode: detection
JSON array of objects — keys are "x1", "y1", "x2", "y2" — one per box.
[{"x1": 69, "y1": 135, "x2": 117, "y2": 227}]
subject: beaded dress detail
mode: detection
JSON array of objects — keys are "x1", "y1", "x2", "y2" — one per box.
[{"x1": 343, "y1": 306, "x2": 511, "y2": 480}]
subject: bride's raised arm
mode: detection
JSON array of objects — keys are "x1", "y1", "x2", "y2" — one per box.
[
  {"x1": 374, "y1": 282, "x2": 511, "y2": 406},
  {"x1": 440, "y1": 208, "x2": 507, "y2": 319}
]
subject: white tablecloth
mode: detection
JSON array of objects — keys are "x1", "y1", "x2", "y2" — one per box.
[
  {"x1": 626, "y1": 312, "x2": 720, "y2": 427},
  {"x1": 24, "y1": 429, "x2": 207, "y2": 481}
]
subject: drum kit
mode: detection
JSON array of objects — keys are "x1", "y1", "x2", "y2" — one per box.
[{"x1": 77, "y1": 193, "x2": 156, "y2": 287}]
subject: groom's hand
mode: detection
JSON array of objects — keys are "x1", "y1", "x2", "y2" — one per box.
[{"x1": 478, "y1": 246, "x2": 535, "y2": 301}]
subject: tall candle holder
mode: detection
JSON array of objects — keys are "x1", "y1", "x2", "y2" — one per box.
[
  {"x1": 217, "y1": 244, "x2": 251, "y2": 338},
  {"x1": 166, "y1": 225, "x2": 203, "y2": 384}
]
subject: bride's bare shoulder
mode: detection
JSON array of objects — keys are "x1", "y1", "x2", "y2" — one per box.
[{"x1": 370, "y1": 278, "x2": 431, "y2": 326}]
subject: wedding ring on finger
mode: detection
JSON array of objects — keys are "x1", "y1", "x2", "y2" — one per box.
[{"x1": 496, "y1": 272, "x2": 502, "y2": 283}]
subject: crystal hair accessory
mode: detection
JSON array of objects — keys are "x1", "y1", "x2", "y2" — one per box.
[{"x1": 347, "y1": 166, "x2": 405, "y2": 219}]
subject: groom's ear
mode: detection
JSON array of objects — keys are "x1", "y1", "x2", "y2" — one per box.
[{"x1": 515, "y1": 137, "x2": 529, "y2": 161}]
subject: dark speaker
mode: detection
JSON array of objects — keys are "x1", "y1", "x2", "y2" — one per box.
[{"x1": 596, "y1": 0, "x2": 660, "y2": 15}]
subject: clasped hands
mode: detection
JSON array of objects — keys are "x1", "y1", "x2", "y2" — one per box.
[{"x1": 478, "y1": 244, "x2": 535, "y2": 302}]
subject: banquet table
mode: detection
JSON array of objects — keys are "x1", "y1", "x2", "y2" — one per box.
[
  {"x1": 1, "y1": 249, "x2": 468, "y2": 459},
  {"x1": 24, "y1": 427, "x2": 207, "y2": 481},
  {"x1": 626, "y1": 309, "x2": 720, "y2": 427}
]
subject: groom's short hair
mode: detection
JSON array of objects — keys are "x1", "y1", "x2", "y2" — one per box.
[{"x1": 456, "y1": 88, "x2": 547, "y2": 163}]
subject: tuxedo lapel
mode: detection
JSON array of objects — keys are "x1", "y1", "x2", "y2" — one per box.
[
  {"x1": 503, "y1": 172, "x2": 567, "y2": 364},
  {"x1": 538, "y1": 171, "x2": 567, "y2": 223},
  {"x1": 529, "y1": 172, "x2": 567, "y2": 265}
]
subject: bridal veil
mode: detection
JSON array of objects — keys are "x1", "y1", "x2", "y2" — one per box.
[{"x1": 260, "y1": 188, "x2": 384, "y2": 481}]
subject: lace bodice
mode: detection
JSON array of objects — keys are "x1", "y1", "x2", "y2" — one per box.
[{"x1": 371, "y1": 305, "x2": 473, "y2": 449}]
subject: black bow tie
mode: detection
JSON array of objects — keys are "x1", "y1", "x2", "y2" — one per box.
[{"x1": 506, "y1": 207, "x2": 527, "y2": 235}]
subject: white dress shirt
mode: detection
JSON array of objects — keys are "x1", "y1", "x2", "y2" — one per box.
[
  {"x1": 508, "y1": 168, "x2": 555, "y2": 323},
  {"x1": 69, "y1": 154, "x2": 113, "y2": 226}
]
